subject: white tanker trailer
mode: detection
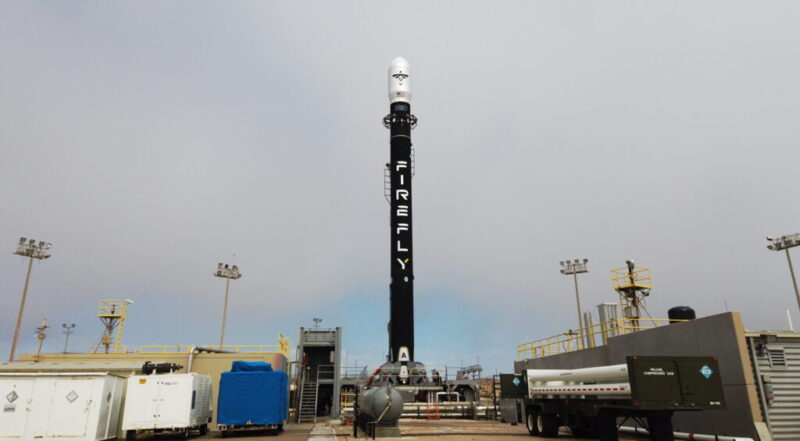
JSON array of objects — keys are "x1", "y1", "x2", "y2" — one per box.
[{"x1": 504, "y1": 356, "x2": 726, "y2": 441}]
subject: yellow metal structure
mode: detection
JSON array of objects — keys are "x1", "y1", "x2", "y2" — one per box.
[
  {"x1": 92, "y1": 300, "x2": 130, "y2": 354},
  {"x1": 516, "y1": 317, "x2": 682, "y2": 360},
  {"x1": 611, "y1": 265, "x2": 653, "y2": 291},
  {"x1": 340, "y1": 392, "x2": 355, "y2": 411}
]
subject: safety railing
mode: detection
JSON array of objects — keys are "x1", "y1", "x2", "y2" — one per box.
[
  {"x1": 516, "y1": 317, "x2": 682, "y2": 360},
  {"x1": 135, "y1": 335, "x2": 291, "y2": 356},
  {"x1": 97, "y1": 299, "x2": 129, "y2": 318},
  {"x1": 341, "y1": 365, "x2": 370, "y2": 379},
  {"x1": 317, "y1": 364, "x2": 336, "y2": 382},
  {"x1": 136, "y1": 344, "x2": 284, "y2": 354},
  {"x1": 89, "y1": 345, "x2": 128, "y2": 354},
  {"x1": 611, "y1": 266, "x2": 653, "y2": 290}
]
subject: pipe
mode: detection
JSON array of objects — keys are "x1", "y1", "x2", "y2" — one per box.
[
  {"x1": 187, "y1": 346, "x2": 197, "y2": 372},
  {"x1": 619, "y1": 425, "x2": 754, "y2": 441},
  {"x1": 530, "y1": 382, "x2": 630, "y2": 396},
  {"x1": 527, "y1": 364, "x2": 628, "y2": 383},
  {"x1": 187, "y1": 345, "x2": 235, "y2": 372}
]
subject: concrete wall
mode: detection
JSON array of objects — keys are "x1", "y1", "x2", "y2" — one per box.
[
  {"x1": 14, "y1": 351, "x2": 288, "y2": 431},
  {"x1": 514, "y1": 312, "x2": 763, "y2": 439}
]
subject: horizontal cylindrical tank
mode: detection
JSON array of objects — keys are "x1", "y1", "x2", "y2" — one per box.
[
  {"x1": 358, "y1": 386, "x2": 404, "y2": 422},
  {"x1": 527, "y1": 364, "x2": 628, "y2": 384},
  {"x1": 529, "y1": 382, "x2": 631, "y2": 396}
]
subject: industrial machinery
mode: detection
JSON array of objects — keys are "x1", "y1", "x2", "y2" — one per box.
[
  {"x1": 217, "y1": 361, "x2": 288, "y2": 437},
  {"x1": 0, "y1": 372, "x2": 125, "y2": 441},
  {"x1": 511, "y1": 356, "x2": 726, "y2": 441},
  {"x1": 353, "y1": 386, "x2": 405, "y2": 438},
  {"x1": 122, "y1": 371, "x2": 212, "y2": 440}
]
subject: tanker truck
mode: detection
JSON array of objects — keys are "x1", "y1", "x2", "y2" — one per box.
[{"x1": 507, "y1": 356, "x2": 726, "y2": 441}]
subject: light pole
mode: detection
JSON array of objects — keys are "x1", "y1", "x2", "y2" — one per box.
[
  {"x1": 214, "y1": 263, "x2": 242, "y2": 347},
  {"x1": 62, "y1": 323, "x2": 76, "y2": 353},
  {"x1": 560, "y1": 259, "x2": 589, "y2": 331},
  {"x1": 34, "y1": 319, "x2": 49, "y2": 362},
  {"x1": 767, "y1": 233, "x2": 800, "y2": 313},
  {"x1": 9, "y1": 237, "x2": 52, "y2": 362}
]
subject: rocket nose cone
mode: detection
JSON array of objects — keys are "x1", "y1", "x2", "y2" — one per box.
[
  {"x1": 391, "y1": 56, "x2": 409, "y2": 68},
  {"x1": 389, "y1": 57, "x2": 411, "y2": 103}
]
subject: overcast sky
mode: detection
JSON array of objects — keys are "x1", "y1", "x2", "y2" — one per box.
[{"x1": 1, "y1": 1, "x2": 799, "y2": 375}]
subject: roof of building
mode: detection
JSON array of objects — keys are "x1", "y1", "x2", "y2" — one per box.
[{"x1": 0, "y1": 361, "x2": 149, "y2": 372}]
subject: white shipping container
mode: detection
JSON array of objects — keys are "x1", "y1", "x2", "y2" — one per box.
[
  {"x1": 0, "y1": 372, "x2": 125, "y2": 441},
  {"x1": 122, "y1": 373, "x2": 212, "y2": 438}
]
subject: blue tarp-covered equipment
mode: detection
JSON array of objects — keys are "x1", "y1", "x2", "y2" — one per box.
[
  {"x1": 218, "y1": 361, "x2": 289, "y2": 426},
  {"x1": 231, "y1": 361, "x2": 273, "y2": 372}
]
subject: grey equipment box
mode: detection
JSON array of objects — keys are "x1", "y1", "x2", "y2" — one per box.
[{"x1": 627, "y1": 355, "x2": 726, "y2": 411}]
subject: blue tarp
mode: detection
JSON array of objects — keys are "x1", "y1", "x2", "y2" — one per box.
[
  {"x1": 217, "y1": 361, "x2": 288, "y2": 426},
  {"x1": 231, "y1": 361, "x2": 273, "y2": 372}
]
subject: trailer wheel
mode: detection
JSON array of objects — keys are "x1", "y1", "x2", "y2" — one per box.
[
  {"x1": 526, "y1": 409, "x2": 541, "y2": 436},
  {"x1": 199, "y1": 424, "x2": 208, "y2": 436},
  {"x1": 537, "y1": 413, "x2": 560, "y2": 438},
  {"x1": 125, "y1": 431, "x2": 136, "y2": 441}
]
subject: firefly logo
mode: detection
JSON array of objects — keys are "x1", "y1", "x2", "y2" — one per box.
[
  {"x1": 393, "y1": 160, "x2": 411, "y2": 275},
  {"x1": 392, "y1": 73, "x2": 408, "y2": 82}
]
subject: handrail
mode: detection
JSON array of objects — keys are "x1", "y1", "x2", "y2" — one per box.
[
  {"x1": 89, "y1": 345, "x2": 127, "y2": 354},
  {"x1": 516, "y1": 317, "x2": 684, "y2": 360},
  {"x1": 611, "y1": 266, "x2": 653, "y2": 290},
  {"x1": 135, "y1": 335, "x2": 291, "y2": 356},
  {"x1": 137, "y1": 344, "x2": 283, "y2": 353}
]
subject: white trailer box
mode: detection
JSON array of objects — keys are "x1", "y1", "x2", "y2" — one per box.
[
  {"x1": 121, "y1": 373, "x2": 212, "y2": 438},
  {"x1": 0, "y1": 372, "x2": 125, "y2": 441}
]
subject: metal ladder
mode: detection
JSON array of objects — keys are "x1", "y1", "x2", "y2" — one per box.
[
  {"x1": 298, "y1": 380, "x2": 318, "y2": 423},
  {"x1": 383, "y1": 147, "x2": 416, "y2": 205}
]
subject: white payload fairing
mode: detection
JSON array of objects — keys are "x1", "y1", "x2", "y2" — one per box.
[{"x1": 388, "y1": 57, "x2": 411, "y2": 104}]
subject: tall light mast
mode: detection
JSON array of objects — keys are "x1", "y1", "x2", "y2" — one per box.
[
  {"x1": 9, "y1": 237, "x2": 52, "y2": 362},
  {"x1": 767, "y1": 234, "x2": 800, "y2": 313},
  {"x1": 215, "y1": 263, "x2": 242, "y2": 347}
]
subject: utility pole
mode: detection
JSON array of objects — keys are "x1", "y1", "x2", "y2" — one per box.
[
  {"x1": 62, "y1": 323, "x2": 76, "y2": 353},
  {"x1": 560, "y1": 259, "x2": 589, "y2": 331},
  {"x1": 214, "y1": 263, "x2": 242, "y2": 347},
  {"x1": 34, "y1": 319, "x2": 49, "y2": 362},
  {"x1": 9, "y1": 237, "x2": 52, "y2": 362},
  {"x1": 767, "y1": 234, "x2": 800, "y2": 313}
]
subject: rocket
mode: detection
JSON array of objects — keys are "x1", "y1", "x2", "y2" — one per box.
[{"x1": 385, "y1": 57, "x2": 417, "y2": 375}]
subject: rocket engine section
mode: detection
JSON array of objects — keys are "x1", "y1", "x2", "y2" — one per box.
[{"x1": 358, "y1": 386, "x2": 405, "y2": 423}]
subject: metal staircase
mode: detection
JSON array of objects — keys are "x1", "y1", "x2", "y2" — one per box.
[{"x1": 298, "y1": 380, "x2": 318, "y2": 423}]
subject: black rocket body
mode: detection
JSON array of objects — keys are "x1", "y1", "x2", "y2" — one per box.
[
  {"x1": 388, "y1": 100, "x2": 415, "y2": 364},
  {"x1": 385, "y1": 56, "x2": 417, "y2": 368}
]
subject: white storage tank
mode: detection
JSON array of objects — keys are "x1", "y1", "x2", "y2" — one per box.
[
  {"x1": 121, "y1": 372, "x2": 212, "y2": 439},
  {"x1": 0, "y1": 372, "x2": 125, "y2": 441}
]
